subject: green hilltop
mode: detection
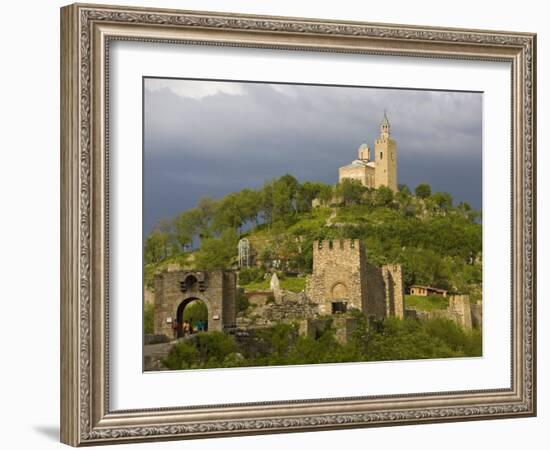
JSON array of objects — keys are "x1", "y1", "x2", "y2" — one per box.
[{"x1": 144, "y1": 175, "x2": 482, "y2": 303}]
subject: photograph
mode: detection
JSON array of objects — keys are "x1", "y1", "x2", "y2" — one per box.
[
  {"x1": 142, "y1": 78, "x2": 484, "y2": 371},
  {"x1": 57, "y1": 2, "x2": 537, "y2": 446}
]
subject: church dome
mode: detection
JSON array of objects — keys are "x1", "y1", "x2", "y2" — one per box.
[{"x1": 357, "y1": 142, "x2": 371, "y2": 161}]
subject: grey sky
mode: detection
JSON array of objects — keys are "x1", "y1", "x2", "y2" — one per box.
[{"x1": 144, "y1": 78, "x2": 482, "y2": 233}]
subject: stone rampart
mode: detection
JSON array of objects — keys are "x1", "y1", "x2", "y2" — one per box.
[{"x1": 406, "y1": 295, "x2": 477, "y2": 330}]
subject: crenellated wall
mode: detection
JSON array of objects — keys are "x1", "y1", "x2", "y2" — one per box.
[
  {"x1": 306, "y1": 239, "x2": 403, "y2": 319},
  {"x1": 306, "y1": 239, "x2": 367, "y2": 314}
]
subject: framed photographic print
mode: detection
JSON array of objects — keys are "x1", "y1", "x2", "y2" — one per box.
[{"x1": 60, "y1": 3, "x2": 537, "y2": 446}]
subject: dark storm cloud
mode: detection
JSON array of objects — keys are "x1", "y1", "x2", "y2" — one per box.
[{"x1": 144, "y1": 79, "x2": 482, "y2": 232}]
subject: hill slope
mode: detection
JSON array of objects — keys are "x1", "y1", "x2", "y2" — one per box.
[{"x1": 145, "y1": 176, "x2": 482, "y2": 300}]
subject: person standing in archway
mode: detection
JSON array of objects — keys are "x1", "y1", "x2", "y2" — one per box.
[
  {"x1": 171, "y1": 318, "x2": 179, "y2": 340},
  {"x1": 182, "y1": 320, "x2": 191, "y2": 337},
  {"x1": 196, "y1": 320, "x2": 204, "y2": 332}
]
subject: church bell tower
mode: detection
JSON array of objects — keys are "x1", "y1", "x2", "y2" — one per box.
[{"x1": 374, "y1": 111, "x2": 397, "y2": 192}]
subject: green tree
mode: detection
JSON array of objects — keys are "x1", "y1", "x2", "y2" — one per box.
[
  {"x1": 415, "y1": 183, "x2": 432, "y2": 199},
  {"x1": 374, "y1": 186, "x2": 394, "y2": 207},
  {"x1": 173, "y1": 209, "x2": 200, "y2": 250},
  {"x1": 398, "y1": 184, "x2": 411, "y2": 195},
  {"x1": 213, "y1": 193, "x2": 245, "y2": 232},
  {"x1": 317, "y1": 184, "x2": 334, "y2": 205},
  {"x1": 395, "y1": 187, "x2": 413, "y2": 213},
  {"x1": 431, "y1": 192, "x2": 453, "y2": 211},
  {"x1": 272, "y1": 174, "x2": 299, "y2": 224},
  {"x1": 296, "y1": 181, "x2": 331, "y2": 212},
  {"x1": 270, "y1": 234, "x2": 302, "y2": 271},
  {"x1": 195, "y1": 197, "x2": 217, "y2": 237},
  {"x1": 457, "y1": 201, "x2": 480, "y2": 223},
  {"x1": 336, "y1": 178, "x2": 365, "y2": 205},
  {"x1": 259, "y1": 243, "x2": 275, "y2": 269},
  {"x1": 261, "y1": 181, "x2": 274, "y2": 224},
  {"x1": 194, "y1": 228, "x2": 239, "y2": 270},
  {"x1": 398, "y1": 247, "x2": 452, "y2": 290},
  {"x1": 144, "y1": 227, "x2": 170, "y2": 264},
  {"x1": 238, "y1": 189, "x2": 262, "y2": 225}
]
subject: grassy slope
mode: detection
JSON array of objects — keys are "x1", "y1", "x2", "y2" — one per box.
[
  {"x1": 146, "y1": 198, "x2": 482, "y2": 301},
  {"x1": 405, "y1": 294, "x2": 449, "y2": 311},
  {"x1": 240, "y1": 276, "x2": 306, "y2": 293}
]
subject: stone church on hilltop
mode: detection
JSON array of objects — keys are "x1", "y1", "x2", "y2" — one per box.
[{"x1": 338, "y1": 112, "x2": 398, "y2": 192}]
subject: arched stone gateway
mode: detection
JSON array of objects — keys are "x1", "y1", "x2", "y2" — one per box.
[
  {"x1": 153, "y1": 270, "x2": 237, "y2": 338},
  {"x1": 176, "y1": 297, "x2": 209, "y2": 335}
]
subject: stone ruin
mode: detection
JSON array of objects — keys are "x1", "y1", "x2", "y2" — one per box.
[
  {"x1": 405, "y1": 294, "x2": 482, "y2": 331},
  {"x1": 151, "y1": 239, "x2": 479, "y2": 349},
  {"x1": 306, "y1": 239, "x2": 404, "y2": 320},
  {"x1": 144, "y1": 240, "x2": 482, "y2": 371},
  {"x1": 235, "y1": 239, "x2": 405, "y2": 344}
]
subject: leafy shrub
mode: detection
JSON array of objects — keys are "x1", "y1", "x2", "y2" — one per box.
[
  {"x1": 415, "y1": 183, "x2": 432, "y2": 198},
  {"x1": 222, "y1": 352, "x2": 247, "y2": 367},
  {"x1": 358, "y1": 317, "x2": 482, "y2": 361},
  {"x1": 238, "y1": 267, "x2": 264, "y2": 285},
  {"x1": 163, "y1": 332, "x2": 239, "y2": 370},
  {"x1": 236, "y1": 289, "x2": 250, "y2": 313},
  {"x1": 255, "y1": 323, "x2": 298, "y2": 359},
  {"x1": 375, "y1": 186, "x2": 394, "y2": 206},
  {"x1": 423, "y1": 318, "x2": 481, "y2": 356},
  {"x1": 163, "y1": 341, "x2": 199, "y2": 370},
  {"x1": 195, "y1": 332, "x2": 238, "y2": 364},
  {"x1": 162, "y1": 315, "x2": 481, "y2": 371}
]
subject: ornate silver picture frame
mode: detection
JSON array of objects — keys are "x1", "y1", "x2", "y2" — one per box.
[{"x1": 60, "y1": 3, "x2": 536, "y2": 446}]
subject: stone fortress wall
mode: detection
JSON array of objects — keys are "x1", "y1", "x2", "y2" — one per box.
[
  {"x1": 306, "y1": 239, "x2": 368, "y2": 315},
  {"x1": 151, "y1": 241, "x2": 478, "y2": 347},
  {"x1": 406, "y1": 294, "x2": 481, "y2": 331},
  {"x1": 306, "y1": 239, "x2": 404, "y2": 320},
  {"x1": 382, "y1": 264, "x2": 404, "y2": 318},
  {"x1": 152, "y1": 240, "x2": 406, "y2": 340}
]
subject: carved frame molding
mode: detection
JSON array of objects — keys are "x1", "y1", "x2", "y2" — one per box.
[{"x1": 60, "y1": 3, "x2": 536, "y2": 446}]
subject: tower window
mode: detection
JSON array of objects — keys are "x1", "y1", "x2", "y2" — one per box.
[{"x1": 380, "y1": 152, "x2": 383, "y2": 159}]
